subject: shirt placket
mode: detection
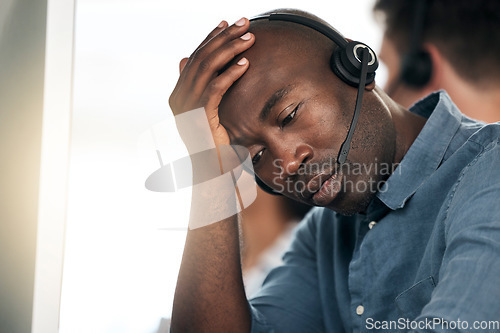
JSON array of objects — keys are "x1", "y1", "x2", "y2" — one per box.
[
  {"x1": 348, "y1": 216, "x2": 370, "y2": 332},
  {"x1": 348, "y1": 199, "x2": 390, "y2": 332}
]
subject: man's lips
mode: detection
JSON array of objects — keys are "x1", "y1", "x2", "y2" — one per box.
[
  {"x1": 304, "y1": 173, "x2": 330, "y2": 198},
  {"x1": 301, "y1": 170, "x2": 341, "y2": 201},
  {"x1": 311, "y1": 171, "x2": 342, "y2": 206}
]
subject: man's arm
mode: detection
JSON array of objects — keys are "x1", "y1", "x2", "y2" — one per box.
[
  {"x1": 171, "y1": 217, "x2": 251, "y2": 332},
  {"x1": 168, "y1": 18, "x2": 255, "y2": 332}
]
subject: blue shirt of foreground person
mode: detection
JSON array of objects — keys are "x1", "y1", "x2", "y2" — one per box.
[
  {"x1": 168, "y1": 9, "x2": 500, "y2": 333},
  {"x1": 249, "y1": 91, "x2": 500, "y2": 332}
]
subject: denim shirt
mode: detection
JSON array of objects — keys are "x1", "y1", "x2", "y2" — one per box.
[{"x1": 249, "y1": 91, "x2": 500, "y2": 332}]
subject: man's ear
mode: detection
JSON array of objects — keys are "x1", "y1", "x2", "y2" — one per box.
[
  {"x1": 423, "y1": 43, "x2": 443, "y2": 90},
  {"x1": 365, "y1": 80, "x2": 376, "y2": 91}
]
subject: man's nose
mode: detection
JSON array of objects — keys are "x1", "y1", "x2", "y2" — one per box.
[{"x1": 272, "y1": 142, "x2": 312, "y2": 179}]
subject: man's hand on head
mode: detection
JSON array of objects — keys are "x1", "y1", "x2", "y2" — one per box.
[
  {"x1": 168, "y1": 18, "x2": 255, "y2": 148},
  {"x1": 168, "y1": 18, "x2": 258, "y2": 229}
]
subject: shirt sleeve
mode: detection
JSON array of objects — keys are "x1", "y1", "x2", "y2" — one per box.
[
  {"x1": 249, "y1": 208, "x2": 326, "y2": 333},
  {"x1": 412, "y1": 139, "x2": 500, "y2": 332}
]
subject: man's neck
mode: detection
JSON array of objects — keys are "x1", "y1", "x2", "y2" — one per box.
[
  {"x1": 441, "y1": 73, "x2": 500, "y2": 123},
  {"x1": 375, "y1": 86, "x2": 428, "y2": 165},
  {"x1": 418, "y1": 57, "x2": 500, "y2": 123}
]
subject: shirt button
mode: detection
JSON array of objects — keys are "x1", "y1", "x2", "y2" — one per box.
[
  {"x1": 356, "y1": 305, "x2": 364, "y2": 315},
  {"x1": 368, "y1": 221, "x2": 377, "y2": 229}
]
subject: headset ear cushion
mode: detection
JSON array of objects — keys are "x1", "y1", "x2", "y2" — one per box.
[
  {"x1": 331, "y1": 49, "x2": 360, "y2": 87},
  {"x1": 331, "y1": 42, "x2": 378, "y2": 87},
  {"x1": 401, "y1": 50, "x2": 432, "y2": 87}
]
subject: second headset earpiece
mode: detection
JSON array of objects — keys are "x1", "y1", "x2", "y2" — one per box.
[
  {"x1": 401, "y1": 50, "x2": 432, "y2": 87},
  {"x1": 399, "y1": 0, "x2": 432, "y2": 88}
]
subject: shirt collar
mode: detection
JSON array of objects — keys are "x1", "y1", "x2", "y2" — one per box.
[{"x1": 376, "y1": 91, "x2": 462, "y2": 210}]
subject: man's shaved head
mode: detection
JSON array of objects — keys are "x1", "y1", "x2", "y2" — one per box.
[
  {"x1": 223, "y1": 9, "x2": 341, "y2": 74},
  {"x1": 249, "y1": 8, "x2": 339, "y2": 53},
  {"x1": 253, "y1": 8, "x2": 339, "y2": 37}
]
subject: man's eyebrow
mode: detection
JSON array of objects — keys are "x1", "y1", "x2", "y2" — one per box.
[
  {"x1": 230, "y1": 85, "x2": 296, "y2": 147},
  {"x1": 259, "y1": 85, "x2": 295, "y2": 122}
]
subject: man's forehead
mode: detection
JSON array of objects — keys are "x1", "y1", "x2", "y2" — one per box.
[
  {"x1": 220, "y1": 59, "x2": 302, "y2": 125},
  {"x1": 222, "y1": 24, "x2": 292, "y2": 71},
  {"x1": 223, "y1": 27, "x2": 318, "y2": 104},
  {"x1": 219, "y1": 20, "x2": 334, "y2": 133}
]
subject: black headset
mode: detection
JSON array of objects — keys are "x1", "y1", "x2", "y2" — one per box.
[
  {"x1": 249, "y1": 13, "x2": 379, "y2": 195},
  {"x1": 400, "y1": 0, "x2": 432, "y2": 87}
]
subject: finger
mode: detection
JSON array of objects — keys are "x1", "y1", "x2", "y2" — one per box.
[
  {"x1": 190, "y1": 18, "x2": 249, "y2": 64},
  {"x1": 170, "y1": 20, "x2": 233, "y2": 107},
  {"x1": 170, "y1": 19, "x2": 251, "y2": 114},
  {"x1": 194, "y1": 31, "x2": 254, "y2": 94},
  {"x1": 196, "y1": 20, "x2": 228, "y2": 50},
  {"x1": 178, "y1": 18, "x2": 253, "y2": 91},
  {"x1": 171, "y1": 21, "x2": 227, "y2": 88},
  {"x1": 179, "y1": 58, "x2": 189, "y2": 74},
  {"x1": 181, "y1": 32, "x2": 254, "y2": 104},
  {"x1": 202, "y1": 57, "x2": 250, "y2": 116}
]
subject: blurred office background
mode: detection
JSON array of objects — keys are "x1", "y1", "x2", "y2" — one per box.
[{"x1": 0, "y1": 0, "x2": 384, "y2": 332}]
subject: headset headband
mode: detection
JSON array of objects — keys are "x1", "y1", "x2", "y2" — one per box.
[{"x1": 250, "y1": 13, "x2": 348, "y2": 48}]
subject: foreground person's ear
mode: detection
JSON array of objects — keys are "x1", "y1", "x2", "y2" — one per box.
[{"x1": 365, "y1": 80, "x2": 376, "y2": 91}]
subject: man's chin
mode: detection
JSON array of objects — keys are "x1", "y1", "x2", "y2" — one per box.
[{"x1": 326, "y1": 190, "x2": 376, "y2": 216}]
